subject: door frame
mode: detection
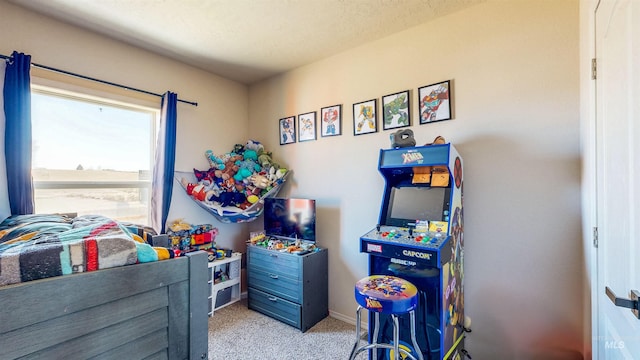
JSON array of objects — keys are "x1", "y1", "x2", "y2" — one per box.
[{"x1": 580, "y1": 0, "x2": 600, "y2": 358}]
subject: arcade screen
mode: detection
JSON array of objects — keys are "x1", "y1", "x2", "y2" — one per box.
[
  {"x1": 264, "y1": 198, "x2": 316, "y2": 242},
  {"x1": 384, "y1": 186, "x2": 450, "y2": 226}
]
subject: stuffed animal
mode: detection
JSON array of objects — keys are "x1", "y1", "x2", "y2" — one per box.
[
  {"x1": 208, "y1": 191, "x2": 247, "y2": 207},
  {"x1": 242, "y1": 149, "x2": 258, "y2": 162},
  {"x1": 185, "y1": 141, "x2": 289, "y2": 212},
  {"x1": 181, "y1": 178, "x2": 218, "y2": 202},
  {"x1": 275, "y1": 168, "x2": 287, "y2": 179},
  {"x1": 267, "y1": 166, "x2": 287, "y2": 182},
  {"x1": 258, "y1": 152, "x2": 279, "y2": 170},
  {"x1": 228, "y1": 153, "x2": 243, "y2": 163},
  {"x1": 218, "y1": 177, "x2": 237, "y2": 193},
  {"x1": 193, "y1": 167, "x2": 217, "y2": 186},
  {"x1": 232, "y1": 143, "x2": 245, "y2": 155},
  {"x1": 247, "y1": 194, "x2": 259, "y2": 204},
  {"x1": 215, "y1": 161, "x2": 239, "y2": 181},
  {"x1": 249, "y1": 173, "x2": 270, "y2": 189},
  {"x1": 236, "y1": 158, "x2": 261, "y2": 173},
  {"x1": 233, "y1": 167, "x2": 253, "y2": 182},
  {"x1": 245, "y1": 140, "x2": 264, "y2": 154},
  {"x1": 205, "y1": 150, "x2": 225, "y2": 170}
]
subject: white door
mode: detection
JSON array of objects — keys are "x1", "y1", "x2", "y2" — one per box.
[{"x1": 595, "y1": 0, "x2": 640, "y2": 358}]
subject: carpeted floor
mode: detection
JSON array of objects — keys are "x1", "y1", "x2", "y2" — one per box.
[{"x1": 208, "y1": 298, "x2": 369, "y2": 359}]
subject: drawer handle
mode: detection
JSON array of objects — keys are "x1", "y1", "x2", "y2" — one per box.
[
  {"x1": 269, "y1": 274, "x2": 279, "y2": 279},
  {"x1": 268, "y1": 296, "x2": 278, "y2": 302}
]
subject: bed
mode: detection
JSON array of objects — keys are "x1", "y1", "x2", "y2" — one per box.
[{"x1": 0, "y1": 214, "x2": 209, "y2": 359}]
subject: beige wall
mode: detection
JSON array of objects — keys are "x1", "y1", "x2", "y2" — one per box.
[
  {"x1": 0, "y1": 0, "x2": 251, "y2": 250},
  {"x1": 1, "y1": 0, "x2": 586, "y2": 358},
  {"x1": 248, "y1": 0, "x2": 583, "y2": 358}
]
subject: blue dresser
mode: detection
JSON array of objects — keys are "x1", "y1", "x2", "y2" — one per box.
[{"x1": 247, "y1": 245, "x2": 328, "y2": 332}]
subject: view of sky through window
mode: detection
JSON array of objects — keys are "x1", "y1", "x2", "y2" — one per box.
[
  {"x1": 31, "y1": 92, "x2": 153, "y2": 172},
  {"x1": 30, "y1": 90, "x2": 156, "y2": 224}
]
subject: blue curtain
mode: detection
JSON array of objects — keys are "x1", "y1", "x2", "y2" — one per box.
[
  {"x1": 151, "y1": 91, "x2": 177, "y2": 234},
  {"x1": 3, "y1": 51, "x2": 34, "y2": 215}
]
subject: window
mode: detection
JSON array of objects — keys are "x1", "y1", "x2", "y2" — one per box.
[{"x1": 31, "y1": 86, "x2": 159, "y2": 225}]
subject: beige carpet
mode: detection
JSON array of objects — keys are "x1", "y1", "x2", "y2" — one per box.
[{"x1": 208, "y1": 298, "x2": 369, "y2": 359}]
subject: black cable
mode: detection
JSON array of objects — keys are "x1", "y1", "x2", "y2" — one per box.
[{"x1": 421, "y1": 291, "x2": 433, "y2": 360}]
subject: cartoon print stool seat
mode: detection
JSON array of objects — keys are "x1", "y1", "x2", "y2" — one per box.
[{"x1": 348, "y1": 275, "x2": 424, "y2": 360}]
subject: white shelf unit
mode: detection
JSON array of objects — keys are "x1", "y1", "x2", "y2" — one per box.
[{"x1": 207, "y1": 252, "x2": 242, "y2": 316}]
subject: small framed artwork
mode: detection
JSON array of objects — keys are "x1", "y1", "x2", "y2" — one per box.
[
  {"x1": 352, "y1": 99, "x2": 377, "y2": 136},
  {"x1": 279, "y1": 116, "x2": 296, "y2": 145},
  {"x1": 382, "y1": 90, "x2": 411, "y2": 131},
  {"x1": 298, "y1": 111, "x2": 317, "y2": 142},
  {"x1": 418, "y1": 80, "x2": 452, "y2": 124},
  {"x1": 321, "y1": 104, "x2": 342, "y2": 137}
]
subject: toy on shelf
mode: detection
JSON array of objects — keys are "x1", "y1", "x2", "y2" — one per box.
[
  {"x1": 176, "y1": 139, "x2": 291, "y2": 224},
  {"x1": 249, "y1": 231, "x2": 267, "y2": 246},
  {"x1": 167, "y1": 219, "x2": 219, "y2": 252}
]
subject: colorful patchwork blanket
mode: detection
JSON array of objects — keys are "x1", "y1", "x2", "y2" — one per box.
[{"x1": 0, "y1": 214, "x2": 169, "y2": 286}]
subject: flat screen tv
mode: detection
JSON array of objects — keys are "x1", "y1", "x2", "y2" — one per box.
[
  {"x1": 382, "y1": 186, "x2": 451, "y2": 227},
  {"x1": 264, "y1": 197, "x2": 316, "y2": 242}
]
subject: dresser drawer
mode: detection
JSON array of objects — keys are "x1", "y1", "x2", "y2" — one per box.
[
  {"x1": 248, "y1": 287, "x2": 301, "y2": 329},
  {"x1": 248, "y1": 247, "x2": 300, "y2": 280},
  {"x1": 248, "y1": 268, "x2": 301, "y2": 303}
]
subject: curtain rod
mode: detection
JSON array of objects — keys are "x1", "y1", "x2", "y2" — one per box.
[{"x1": 1, "y1": 53, "x2": 198, "y2": 106}]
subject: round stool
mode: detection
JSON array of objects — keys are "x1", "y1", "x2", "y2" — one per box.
[{"x1": 348, "y1": 275, "x2": 424, "y2": 360}]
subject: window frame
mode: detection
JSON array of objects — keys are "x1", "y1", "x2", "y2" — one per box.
[{"x1": 30, "y1": 82, "x2": 160, "y2": 224}]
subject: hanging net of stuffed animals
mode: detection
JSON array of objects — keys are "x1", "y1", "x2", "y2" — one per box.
[{"x1": 175, "y1": 140, "x2": 290, "y2": 224}]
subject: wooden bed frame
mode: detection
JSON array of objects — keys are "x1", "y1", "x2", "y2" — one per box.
[{"x1": 0, "y1": 251, "x2": 209, "y2": 359}]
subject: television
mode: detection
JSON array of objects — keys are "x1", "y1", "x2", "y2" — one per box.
[
  {"x1": 382, "y1": 185, "x2": 451, "y2": 227},
  {"x1": 264, "y1": 198, "x2": 316, "y2": 242}
]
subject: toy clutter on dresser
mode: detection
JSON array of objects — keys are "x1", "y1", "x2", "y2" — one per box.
[{"x1": 176, "y1": 139, "x2": 290, "y2": 224}]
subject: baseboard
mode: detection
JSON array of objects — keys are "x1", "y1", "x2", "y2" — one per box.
[
  {"x1": 242, "y1": 293, "x2": 367, "y2": 328},
  {"x1": 329, "y1": 310, "x2": 368, "y2": 329}
]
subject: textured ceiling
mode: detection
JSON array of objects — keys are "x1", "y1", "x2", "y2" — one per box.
[{"x1": 11, "y1": 0, "x2": 484, "y2": 84}]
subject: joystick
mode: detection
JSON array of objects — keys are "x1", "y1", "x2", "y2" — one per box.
[
  {"x1": 376, "y1": 224, "x2": 381, "y2": 233},
  {"x1": 408, "y1": 227, "x2": 414, "y2": 238}
]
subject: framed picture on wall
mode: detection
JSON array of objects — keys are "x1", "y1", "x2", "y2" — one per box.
[
  {"x1": 320, "y1": 104, "x2": 342, "y2": 137},
  {"x1": 279, "y1": 116, "x2": 296, "y2": 145},
  {"x1": 352, "y1": 99, "x2": 377, "y2": 136},
  {"x1": 418, "y1": 80, "x2": 452, "y2": 124},
  {"x1": 382, "y1": 90, "x2": 410, "y2": 130},
  {"x1": 298, "y1": 111, "x2": 317, "y2": 142}
]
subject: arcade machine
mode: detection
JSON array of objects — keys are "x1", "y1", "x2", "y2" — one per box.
[{"x1": 359, "y1": 142, "x2": 467, "y2": 360}]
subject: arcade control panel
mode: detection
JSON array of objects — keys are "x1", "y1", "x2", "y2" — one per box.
[{"x1": 360, "y1": 225, "x2": 452, "y2": 268}]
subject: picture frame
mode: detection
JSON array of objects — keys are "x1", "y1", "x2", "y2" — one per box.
[
  {"x1": 352, "y1": 99, "x2": 377, "y2": 136},
  {"x1": 382, "y1": 90, "x2": 411, "y2": 131},
  {"x1": 320, "y1": 104, "x2": 342, "y2": 137},
  {"x1": 279, "y1": 116, "x2": 296, "y2": 145},
  {"x1": 298, "y1": 111, "x2": 317, "y2": 142},
  {"x1": 418, "y1": 80, "x2": 452, "y2": 124}
]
